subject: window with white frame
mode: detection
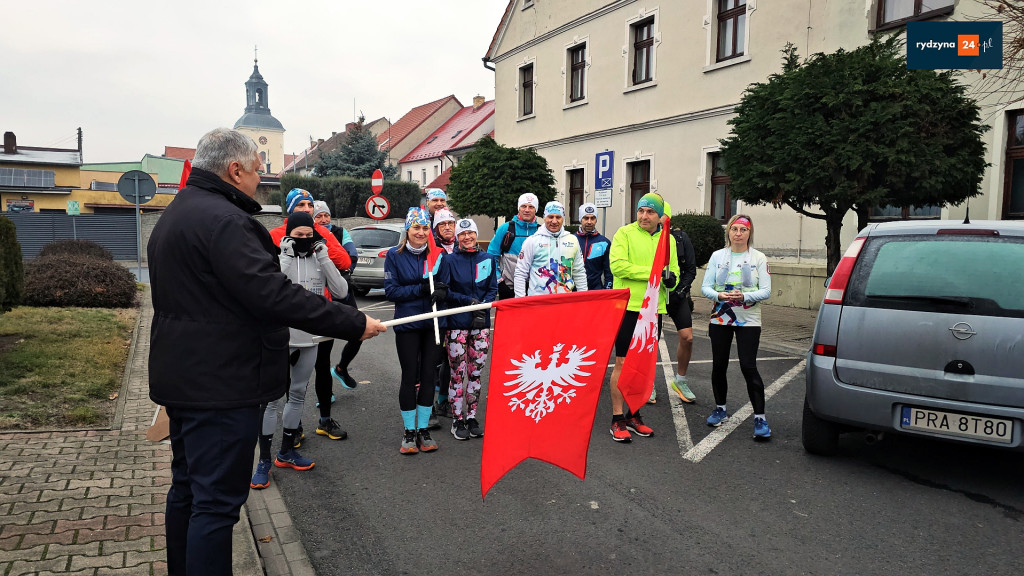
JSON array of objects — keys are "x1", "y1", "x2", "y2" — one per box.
[
  {"x1": 519, "y1": 63, "x2": 535, "y2": 117},
  {"x1": 407, "y1": 170, "x2": 413, "y2": 182},
  {"x1": 568, "y1": 43, "x2": 587, "y2": 102},
  {"x1": 628, "y1": 161, "x2": 651, "y2": 220},
  {"x1": 631, "y1": 17, "x2": 655, "y2": 85},
  {"x1": 567, "y1": 169, "x2": 585, "y2": 224},
  {"x1": 709, "y1": 153, "x2": 736, "y2": 221},
  {"x1": 716, "y1": 0, "x2": 746, "y2": 62},
  {"x1": 421, "y1": 169, "x2": 427, "y2": 185}
]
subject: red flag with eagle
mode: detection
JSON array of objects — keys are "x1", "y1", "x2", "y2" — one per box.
[
  {"x1": 616, "y1": 216, "x2": 672, "y2": 413},
  {"x1": 480, "y1": 289, "x2": 629, "y2": 498}
]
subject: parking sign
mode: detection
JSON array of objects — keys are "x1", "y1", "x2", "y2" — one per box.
[{"x1": 595, "y1": 151, "x2": 614, "y2": 190}]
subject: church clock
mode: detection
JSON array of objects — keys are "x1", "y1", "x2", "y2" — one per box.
[{"x1": 259, "y1": 136, "x2": 268, "y2": 145}]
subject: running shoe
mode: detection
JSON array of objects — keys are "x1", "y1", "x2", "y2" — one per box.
[
  {"x1": 754, "y1": 418, "x2": 772, "y2": 439},
  {"x1": 625, "y1": 413, "x2": 653, "y2": 437},
  {"x1": 671, "y1": 379, "x2": 696, "y2": 403},
  {"x1": 610, "y1": 419, "x2": 632, "y2": 442},
  {"x1": 400, "y1": 429, "x2": 419, "y2": 454},
  {"x1": 434, "y1": 399, "x2": 454, "y2": 419},
  {"x1": 417, "y1": 429, "x2": 439, "y2": 452},
  {"x1": 451, "y1": 419, "x2": 470, "y2": 441},
  {"x1": 707, "y1": 407, "x2": 729, "y2": 427},
  {"x1": 292, "y1": 427, "x2": 305, "y2": 449},
  {"x1": 648, "y1": 387, "x2": 657, "y2": 404},
  {"x1": 250, "y1": 459, "x2": 272, "y2": 489},
  {"x1": 315, "y1": 394, "x2": 336, "y2": 408},
  {"x1": 316, "y1": 418, "x2": 348, "y2": 441},
  {"x1": 466, "y1": 418, "x2": 484, "y2": 438},
  {"x1": 275, "y1": 449, "x2": 314, "y2": 471},
  {"x1": 331, "y1": 365, "x2": 358, "y2": 390}
]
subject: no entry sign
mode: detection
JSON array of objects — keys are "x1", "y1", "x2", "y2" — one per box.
[
  {"x1": 365, "y1": 195, "x2": 391, "y2": 220},
  {"x1": 371, "y1": 169, "x2": 384, "y2": 194}
]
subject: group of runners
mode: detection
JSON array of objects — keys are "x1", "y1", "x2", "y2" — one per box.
[{"x1": 252, "y1": 184, "x2": 775, "y2": 488}]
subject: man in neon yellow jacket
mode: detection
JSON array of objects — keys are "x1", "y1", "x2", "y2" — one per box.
[{"x1": 606, "y1": 192, "x2": 679, "y2": 442}]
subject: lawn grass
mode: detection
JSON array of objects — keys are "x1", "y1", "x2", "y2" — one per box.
[{"x1": 0, "y1": 304, "x2": 139, "y2": 430}]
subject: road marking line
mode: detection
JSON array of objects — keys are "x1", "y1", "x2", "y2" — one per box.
[
  {"x1": 605, "y1": 356, "x2": 800, "y2": 369},
  {"x1": 659, "y1": 337, "x2": 694, "y2": 454},
  {"x1": 682, "y1": 360, "x2": 805, "y2": 463},
  {"x1": 359, "y1": 302, "x2": 394, "y2": 313}
]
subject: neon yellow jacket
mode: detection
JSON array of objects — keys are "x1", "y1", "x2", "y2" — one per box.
[{"x1": 610, "y1": 222, "x2": 679, "y2": 313}]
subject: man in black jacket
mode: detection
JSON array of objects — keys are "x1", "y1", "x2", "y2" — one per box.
[{"x1": 148, "y1": 127, "x2": 386, "y2": 576}]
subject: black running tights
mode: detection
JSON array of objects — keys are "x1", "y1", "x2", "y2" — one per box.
[
  {"x1": 708, "y1": 324, "x2": 765, "y2": 414},
  {"x1": 314, "y1": 339, "x2": 363, "y2": 418},
  {"x1": 395, "y1": 329, "x2": 439, "y2": 411}
]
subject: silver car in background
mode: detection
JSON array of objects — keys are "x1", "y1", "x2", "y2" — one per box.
[
  {"x1": 803, "y1": 220, "x2": 1024, "y2": 455},
  {"x1": 349, "y1": 223, "x2": 405, "y2": 297}
]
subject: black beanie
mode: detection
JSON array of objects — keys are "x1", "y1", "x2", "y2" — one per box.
[{"x1": 286, "y1": 211, "x2": 315, "y2": 235}]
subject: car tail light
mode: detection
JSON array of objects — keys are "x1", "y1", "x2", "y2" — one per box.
[
  {"x1": 378, "y1": 250, "x2": 388, "y2": 258},
  {"x1": 823, "y1": 237, "x2": 865, "y2": 305},
  {"x1": 813, "y1": 343, "x2": 837, "y2": 357}
]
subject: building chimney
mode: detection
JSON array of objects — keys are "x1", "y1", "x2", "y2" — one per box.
[
  {"x1": 332, "y1": 131, "x2": 337, "y2": 137},
  {"x1": 3, "y1": 132, "x2": 15, "y2": 154},
  {"x1": 318, "y1": 139, "x2": 324, "y2": 146},
  {"x1": 473, "y1": 95, "x2": 485, "y2": 110}
]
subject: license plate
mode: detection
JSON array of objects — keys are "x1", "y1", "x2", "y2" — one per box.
[
  {"x1": 900, "y1": 406, "x2": 1013, "y2": 444},
  {"x1": 357, "y1": 257, "x2": 373, "y2": 265}
]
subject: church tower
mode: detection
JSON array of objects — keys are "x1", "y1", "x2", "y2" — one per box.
[{"x1": 233, "y1": 50, "x2": 285, "y2": 175}]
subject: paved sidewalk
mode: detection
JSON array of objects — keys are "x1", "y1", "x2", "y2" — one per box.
[{"x1": 0, "y1": 288, "x2": 261, "y2": 576}]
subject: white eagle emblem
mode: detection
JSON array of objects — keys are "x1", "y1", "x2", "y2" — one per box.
[
  {"x1": 629, "y1": 279, "x2": 661, "y2": 354},
  {"x1": 504, "y1": 344, "x2": 595, "y2": 422}
]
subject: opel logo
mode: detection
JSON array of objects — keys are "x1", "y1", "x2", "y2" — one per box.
[{"x1": 949, "y1": 322, "x2": 976, "y2": 340}]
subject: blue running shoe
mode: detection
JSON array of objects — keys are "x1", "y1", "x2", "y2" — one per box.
[
  {"x1": 331, "y1": 366, "x2": 358, "y2": 390},
  {"x1": 275, "y1": 449, "x2": 315, "y2": 471},
  {"x1": 250, "y1": 459, "x2": 272, "y2": 489},
  {"x1": 315, "y1": 395, "x2": 336, "y2": 408},
  {"x1": 754, "y1": 418, "x2": 772, "y2": 439},
  {"x1": 707, "y1": 407, "x2": 729, "y2": 427}
]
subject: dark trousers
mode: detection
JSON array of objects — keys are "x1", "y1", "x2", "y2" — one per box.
[
  {"x1": 314, "y1": 338, "x2": 363, "y2": 418},
  {"x1": 395, "y1": 329, "x2": 439, "y2": 411},
  {"x1": 165, "y1": 405, "x2": 260, "y2": 576},
  {"x1": 708, "y1": 324, "x2": 766, "y2": 414}
]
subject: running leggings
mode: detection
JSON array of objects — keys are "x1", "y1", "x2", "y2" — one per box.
[
  {"x1": 395, "y1": 329, "x2": 439, "y2": 411},
  {"x1": 314, "y1": 338, "x2": 362, "y2": 417},
  {"x1": 263, "y1": 346, "x2": 317, "y2": 434},
  {"x1": 446, "y1": 329, "x2": 490, "y2": 419},
  {"x1": 708, "y1": 324, "x2": 765, "y2": 414}
]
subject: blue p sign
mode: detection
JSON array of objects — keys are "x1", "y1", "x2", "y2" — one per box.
[{"x1": 595, "y1": 151, "x2": 614, "y2": 190}]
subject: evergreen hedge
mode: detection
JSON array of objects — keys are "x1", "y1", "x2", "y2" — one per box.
[
  {"x1": 670, "y1": 212, "x2": 726, "y2": 268},
  {"x1": 279, "y1": 174, "x2": 422, "y2": 219},
  {"x1": 0, "y1": 216, "x2": 24, "y2": 311}
]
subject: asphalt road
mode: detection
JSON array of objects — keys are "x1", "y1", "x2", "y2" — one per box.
[{"x1": 272, "y1": 292, "x2": 1024, "y2": 576}]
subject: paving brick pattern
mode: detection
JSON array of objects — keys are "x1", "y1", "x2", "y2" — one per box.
[{"x1": 0, "y1": 290, "x2": 173, "y2": 576}]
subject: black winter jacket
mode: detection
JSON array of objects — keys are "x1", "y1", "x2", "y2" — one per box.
[{"x1": 147, "y1": 168, "x2": 367, "y2": 409}]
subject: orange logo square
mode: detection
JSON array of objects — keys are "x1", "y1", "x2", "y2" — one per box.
[{"x1": 958, "y1": 35, "x2": 980, "y2": 56}]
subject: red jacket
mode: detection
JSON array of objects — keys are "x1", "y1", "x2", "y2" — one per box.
[
  {"x1": 269, "y1": 222, "x2": 352, "y2": 272},
  {"x1": 269, "y1": 222, "x2": 352, "y2": 302}
]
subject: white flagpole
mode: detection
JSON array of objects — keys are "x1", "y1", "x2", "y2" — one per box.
[
  {"x1": 427, "y1": 260, "x2": 441, "y2": 345},
  {"x1": 310, "y1": 301, "x2": 494, "y2": 343}
]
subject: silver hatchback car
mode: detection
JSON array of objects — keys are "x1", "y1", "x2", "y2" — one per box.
[
  {"x1": 348, "y1": 223, "x2": 405, "y2": 297},
  {"x1": 803, "y1": 220, "x2": 1024, "y2": 455}
]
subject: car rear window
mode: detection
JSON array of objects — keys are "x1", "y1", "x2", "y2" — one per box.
[
  {"x1": 846, "y1": 234, "x2": 1024, "y2": 317},
  {"x1": 351, "y1": 228, "x2": 400, "y2": 249}
]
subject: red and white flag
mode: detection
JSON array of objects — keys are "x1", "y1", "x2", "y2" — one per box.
[
  {"x1": 481, "y1": 289, "x2": 629, "y2": 498},
  {"x1": 616, "y1": 217, "x2": 672, "y2": 413}
]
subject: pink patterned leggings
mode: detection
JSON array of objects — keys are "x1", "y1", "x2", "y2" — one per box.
[{"x1": 445, "y1": 329, "x2": 490, "y2": 419}]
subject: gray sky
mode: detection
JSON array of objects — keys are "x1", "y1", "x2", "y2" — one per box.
[{"x1": 1, "y1": 1, "x2": 509, "y2": 164}]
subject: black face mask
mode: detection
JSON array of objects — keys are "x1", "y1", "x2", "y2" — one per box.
[{"x1": 291, "y1": 236, "x2": 314, "y2": 255}]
